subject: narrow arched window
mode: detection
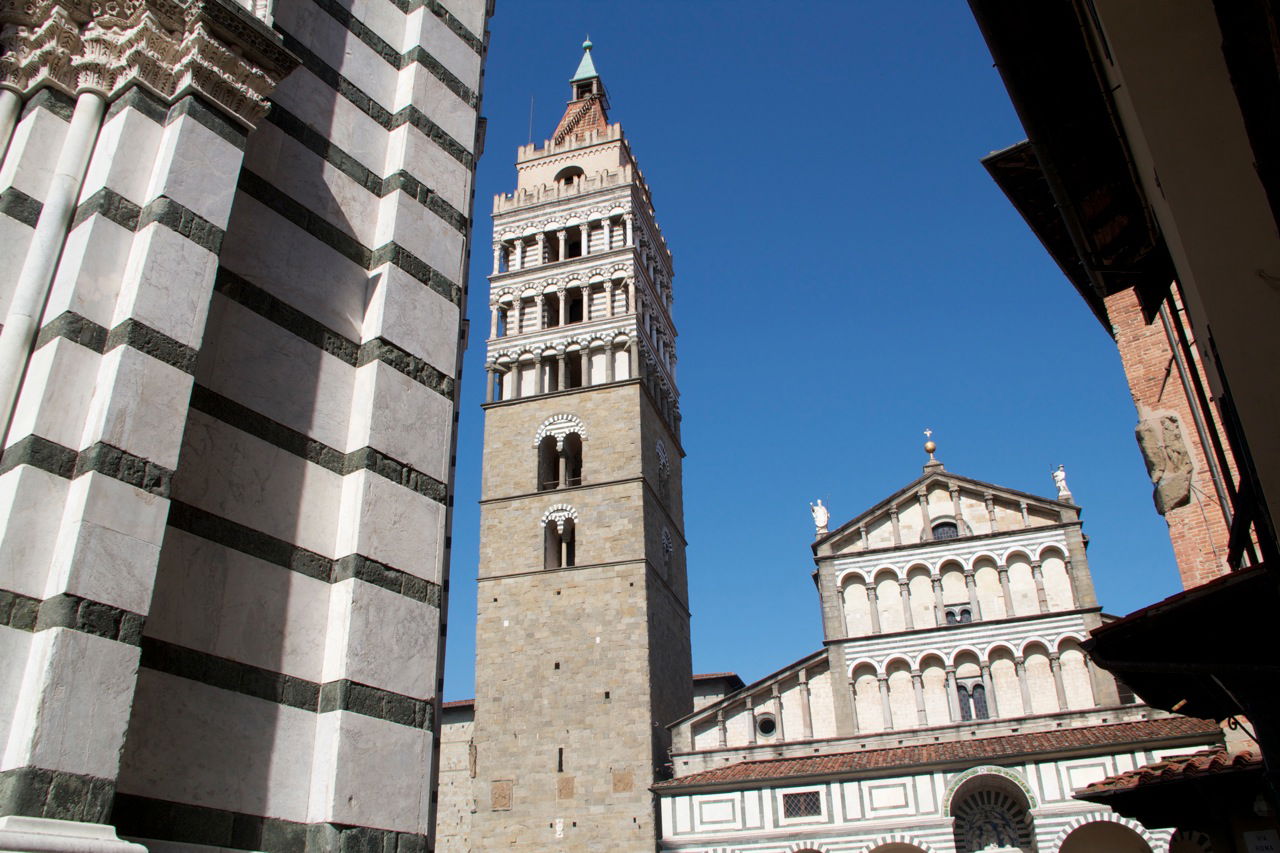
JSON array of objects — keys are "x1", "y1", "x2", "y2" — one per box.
[
  {"x1": 561, "y1": 518, "x2": 575, "y2": 567},
  {"x1": 958, "y1": 684, "x2": 972, "y2": 721},
  {"x1": 537, "y1": 436, "x2": 558, "y2": 491},
  {"x1": 544, "y1": 520, "x2": 561, "y2": 569},
  {"x1": 562, "y1": 433, "x2": 583, "y2": 486},
  {"x1": 971, "y1": 683, "x2": 989, "y2": 719}
]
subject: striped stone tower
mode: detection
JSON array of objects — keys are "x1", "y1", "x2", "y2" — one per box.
[{"x1": 467, "y1": 40, "x2": 692, "y2": 851}]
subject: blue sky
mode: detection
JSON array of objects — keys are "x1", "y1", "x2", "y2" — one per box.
[{"x1": 440, "y1": 3, "x2": 1181, "y2": 701}]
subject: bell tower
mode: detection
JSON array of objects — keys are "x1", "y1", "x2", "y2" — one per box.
[{"x1": 468, "y1": 41, "x2": 691, "y2": 850}]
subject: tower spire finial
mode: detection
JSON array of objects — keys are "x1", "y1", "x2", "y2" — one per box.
[
  {"x1": 923, "y1": 428, "x2": 944, "y2": 471},
  {"x1": 571, "y1": 36, "x2": 599, "y2": 83}
]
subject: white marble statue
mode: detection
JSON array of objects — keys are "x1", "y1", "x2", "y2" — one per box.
[
  {"x1": 1053, "y1": 464, "x2": 1072, "y2": 499},
  {"x1": 809, "y1": 499, "x2": 829, "y2": 535}
]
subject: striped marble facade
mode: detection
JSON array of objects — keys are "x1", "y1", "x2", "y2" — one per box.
[{"x1": 0, "y1": 0, "x2": 489, "y2": 851}]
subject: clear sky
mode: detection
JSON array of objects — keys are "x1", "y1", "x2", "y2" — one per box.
[{"x1": 440, "y1": 2, "x2": 1182, "y2": 701}]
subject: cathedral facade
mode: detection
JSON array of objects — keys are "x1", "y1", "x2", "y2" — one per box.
[
  {"x1": 654, "y1": 450, "x2": 1221, "y2": 852},
  {"x1": 441, "y1": 42, "x2": 693, "y2": 852}
]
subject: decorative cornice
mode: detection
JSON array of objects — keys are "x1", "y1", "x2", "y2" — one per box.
[{"x1": 0, "y1": 0, "x2": 298, "y2": 128}]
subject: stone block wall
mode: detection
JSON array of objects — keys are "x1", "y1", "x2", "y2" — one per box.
[
  {"x1": 469, "y1": 380, "x2": 691, "y2": 850},
  {"x1": 1103, "y1": 288, "x2": 1232, "y2": 587}
]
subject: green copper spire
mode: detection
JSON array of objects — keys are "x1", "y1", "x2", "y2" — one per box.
[{"x1": 571, "y1": 37, "x2": 598, "y2": 82}]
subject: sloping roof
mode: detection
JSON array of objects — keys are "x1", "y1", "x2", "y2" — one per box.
[
  {"x1": 442, "y1": 699, "x2": 474, "y2": 710},
  {"x1": 671, "y1": 650, "x2": 827, "y2": 728},
  {"x1": 571, "y1": 40, "x2": 598, "y2": 82},
  {"x1": 1076, "y1": 748, "x2": 1260, "y2": 799},
  {"x1": 656, "y1": 717, "x2": 1220, "y2": 790}
]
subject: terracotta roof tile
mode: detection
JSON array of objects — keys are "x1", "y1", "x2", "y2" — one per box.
[
  {"x1": 1077, "y1": 747, "x2": 1261, "y2": 797},
  {"x1": 657, "y1": 717, "x2": 1221, "y2": 789},
  {"x1": 442, "y1": 699, "x2": 474, "y2": 710}
]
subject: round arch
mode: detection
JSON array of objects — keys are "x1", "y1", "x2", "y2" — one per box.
[
  {"x1": 1051, "y1": 812, "x2": 1161, "y2": 853},
  {"x1": 967, "y1": 551, "x2": 1001, "y2": 569},
  {"x1": 871, "y1": 565, "x2": 902, "y2": 583},
  {"x1": 942, "y1": 766, "x2": 1037, "y2": 815},
  {"x1": 540, "y1": 504, "x2": 578, "y2": 530},
  {"x1": 1001, "y1": 546, "x2": 1034, "y2": 564},
  {"x1": 533, "y1": 413, "x2": 588, "y2": 448},
  {"x1": 848, "y1": 658, "x2": 882, "y2": 678},
  {"x1": 1037, "y1": 543, "x2": 1068, "y2": 560},
  {"x1": 861, "y1": 834, "x2": 939, "y2": 853},
  {"x1": 837, "y1": 570, "x2": 868, "y2": 589}
]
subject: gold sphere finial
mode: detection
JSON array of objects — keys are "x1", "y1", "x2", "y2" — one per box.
[{"x1": 923, "y1": 428, "x2": 937, "y2": 462}]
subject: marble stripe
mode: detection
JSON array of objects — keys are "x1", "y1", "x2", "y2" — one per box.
[
  {"x1": 166, "y1": 501, "x2": 442, "y2": 606},
  {"x1": 103, "y1": 318, "x2": 199, "y2": 374},
  {"x1": 70, "y1": 187, "x2": 141, "y2": 232},
  {"x1": 140, "y1": 637, "x2": 435, "y2": 729},
  {"x1": 0, "y1": 588, "x2": 40, "y2": 631},
  {"x1": 19, "y1": 88, "x2": 74, "y2": 121},
  {"x1": 104, "y1": 86, "x2": 248, "y2": 149},
  {"x1": 0, "y1": 766, "x2": 115, "y2": 823},
  {"x1": 356, "y1": 335, "x2": 455, "y2": 400},
  {"x1": 304, "y1": 0, "x2": 478, "y2": 107},
  {"x1": 0, "y1": 185, "x2": 42, "y2": 227},
  {"x1": 390, "y1": 0, "x2": 485, "y2": 55},
  {"x1": 106, "y1": 85, "x2": 169, "y2": 125},
  {"x1": 74, "y1": 441, "x2": 174, "y2": 497},
  {"x1": 188, "y1": 384, "x2": 448, "y2": 502},
  {"x1": 111, "y1": 794, "x2": 431, "y2": 853},
  {"x1": 266, "y1": 102, "x2": 469, "y2": 233},
  {"x1": 138, "y1": 196, "x2": 224, "y2": 253},
  {"x1": 275, "y1": 29, "x2": 474, "y2": 168},
  {"x1": 70, "y1": 186, "x2": 224, "y2": 255},
  {"x1": 34, "y1": 311, "x2": 195, "y2": 375},
  {"x1": 211, "y1": 269, "x2": 360, "y2": 364},
  {"x1": 0, "y1": 588, "x2": 145, "y2": 646},
  {"x1": 167, "y1": 94, "x2": 249, "y2": 150},
  {"x1": 0, "y1": 434, "x2": 76, "y2": 479},
  {"x1": 212, "y1": 268, "x2": 455, "y2": 399},
  {"x1": 0, "y1": 434, "x2": 174, "y2": 497}
]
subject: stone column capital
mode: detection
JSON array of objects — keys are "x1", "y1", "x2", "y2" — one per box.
[{"x1": 2, "y1": 0, "x2": 298, "y2": 126}]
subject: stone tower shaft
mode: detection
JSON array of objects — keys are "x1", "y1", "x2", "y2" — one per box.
[{"x1": 467, "y1": 42, "x2": 692, "y2": 852}]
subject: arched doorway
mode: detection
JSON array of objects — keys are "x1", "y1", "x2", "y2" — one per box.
[
  {"x1": 949, "y1": 772, "x2": 1035, "y2": 852},
  {"x1": 869, "y1": 845, "x2": 928, "y2": 853},
  {"x1": 1058, "y1": 819, "x2": 1151, "y2": 853}
]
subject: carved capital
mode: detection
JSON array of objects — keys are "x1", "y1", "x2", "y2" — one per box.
[{"x1": 1, "y1": 0, "x2": 297, "y2": 127}]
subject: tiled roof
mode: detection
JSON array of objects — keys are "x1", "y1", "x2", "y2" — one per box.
[
  {"x1": 694, "y1": 673, "x2": 740, "y2": 681},
  {"x1": 1077, "y1": 747, "x2": 1260, "y2": 798},
  {"x1": 442, "y1": 699, "x2": 474, "y2": 710},
  {"x1": 656, "y1": 717, "x2": 1221, "y2": 789}
]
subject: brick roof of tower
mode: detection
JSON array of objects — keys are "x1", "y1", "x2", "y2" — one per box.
[
  {"x1": 553, "y1": 95, "x2": 609, "y2": 144},
  {"x1": 654, "y1": 717, "x2": 1221, "y2": 789}
]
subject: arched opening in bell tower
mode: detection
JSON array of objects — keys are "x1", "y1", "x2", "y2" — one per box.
[
  {"x1": 563, "y1": 433, "x2": 583, "y2": 486},
  {"x1": 538, "y1": 437, "x2": 558, "y2": 491},
  {"x1": 544, "y1": 518, "x2": 576, "y2": 569}
]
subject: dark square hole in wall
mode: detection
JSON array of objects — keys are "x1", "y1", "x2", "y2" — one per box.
[
  {"x1": 604, "y1": 691, "x2": 611, "y2": 700},
  {"x1": 554, "y1": 662, "x2": 560, "y2": 670}
]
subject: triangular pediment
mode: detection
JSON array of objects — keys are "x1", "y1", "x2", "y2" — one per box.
[{"x1": 815, "y1": 467, "x2": 1078, "y2": 557}]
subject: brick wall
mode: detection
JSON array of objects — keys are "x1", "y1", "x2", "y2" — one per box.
[{"x1": 1104, "y1": 288, "x2": 1232, "y2": 587}]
